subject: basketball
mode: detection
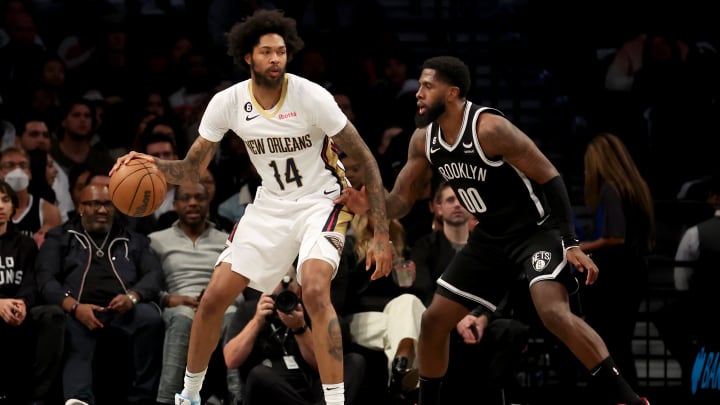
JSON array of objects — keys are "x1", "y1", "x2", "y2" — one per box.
[{"x1": 109, "y1": 159, "x2": 167, "y2": 217}]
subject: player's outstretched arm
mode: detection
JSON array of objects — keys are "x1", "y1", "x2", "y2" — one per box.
[
  {"x1": 332, "y1": 120, "x2": 393, "y2": 279},
  {"x1": 386, "y1": 128, "x2": 433, "y2": 218},
  {"x1": 110, "y1": 137, "x2": 219, "y2": 185},
  {"x1": 334, "y1": 128, "x2": 432, "y2": 219}
]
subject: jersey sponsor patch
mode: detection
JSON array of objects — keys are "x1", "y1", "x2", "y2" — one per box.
[
  {"x1": 532, "y1": 251, "x2": 551, "y2": 271},
  {"x1": 324, "y1": 235, "x2": 344, "y2": 256}
]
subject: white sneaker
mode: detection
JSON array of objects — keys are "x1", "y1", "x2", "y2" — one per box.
[
  {"x1": 65, "y1": 400, "x2": 90, "y2": 405},
  {"x1": 175, "y1": 393, "x2": 201, "y2": 405}
]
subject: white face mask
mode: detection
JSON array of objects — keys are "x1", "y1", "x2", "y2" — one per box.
[{"x1": 4, "y1": 168, "x2": 29, "y2": 191}]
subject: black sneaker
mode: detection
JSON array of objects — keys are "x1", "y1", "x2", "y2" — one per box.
[{"x1": 390, "y1": 357, "x2": 420, "y2": 395}]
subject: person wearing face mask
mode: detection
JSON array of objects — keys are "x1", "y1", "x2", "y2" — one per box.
[
  {"x1": 0, "y1": 147, "x2": 62, "y2": 246},
  {"x1": 13, "y1": 115, "x2": 74, "y2": 223}
]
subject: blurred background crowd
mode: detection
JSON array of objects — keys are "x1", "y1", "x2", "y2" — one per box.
[{"x1": 1, "y1": 1, "x2": 719, "y2": 405}]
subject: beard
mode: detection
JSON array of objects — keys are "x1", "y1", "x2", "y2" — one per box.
[
  {"x1": 250, "y1": 60, "x2": 285, "y2": 89},
  {"x1": 414, "y1": 102, "x2": 446, "y2": 128},
  {"x1": 445, "y1": 215, "x2": 469, "y2": 227},
  {"x1": 85, "y1": 221, "x2": 112, "y2": 235}
]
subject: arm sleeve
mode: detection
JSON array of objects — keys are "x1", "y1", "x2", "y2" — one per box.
[{"x1": 541, "y1": 175, "x2": 578, "y2": 247}]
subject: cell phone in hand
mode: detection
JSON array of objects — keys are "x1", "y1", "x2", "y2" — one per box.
[{"x1": 470, "y1": 324, "x2": 479, "y2": 340}]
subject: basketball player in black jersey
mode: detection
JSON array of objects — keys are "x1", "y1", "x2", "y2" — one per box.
[{"x1": 336, "y1": 56, "x2": 649, "y2": 405}]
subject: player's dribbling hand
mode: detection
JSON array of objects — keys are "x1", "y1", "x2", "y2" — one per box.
[
  {"x1": 334, "y1": 186, "x2": 370, "y2": 215},
  {"x1": 367, "y1": 237, "x2": 393, "y2": 280},
  {"x1": 109, "y1": 151, "x2": 155, "y2": 177},
  {"x1": 567, "y1": 248, "x2": 599, "y2": 285}
]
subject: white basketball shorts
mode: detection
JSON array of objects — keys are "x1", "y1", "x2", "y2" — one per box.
[{"x1": 216, "y1": 186, "x2": 352, "y2": 293}]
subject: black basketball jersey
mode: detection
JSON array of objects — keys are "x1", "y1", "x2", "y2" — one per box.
[
  {"x1": 425, "y1": 102, "x2": 548, "y2": 238},
  {"x1": 13, "y1": 194, "x2": 42, "y2": 239}
]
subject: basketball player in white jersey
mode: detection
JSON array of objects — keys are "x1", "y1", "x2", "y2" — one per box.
[{"x1": 110, "y1": 9, "x2": 392, "y2": 405}]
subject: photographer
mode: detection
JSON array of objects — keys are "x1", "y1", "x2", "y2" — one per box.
[{"x1": 223, "y1": 273, "x2": 366, "y2": 405}]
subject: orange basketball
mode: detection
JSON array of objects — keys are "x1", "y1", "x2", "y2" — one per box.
[{"x1": 109, "y1": 159, "x2": 167, "y2": 217}]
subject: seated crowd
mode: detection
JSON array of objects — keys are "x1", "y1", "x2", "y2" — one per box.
[
  {"x1": 1, "y1": 111, "x2": 717, "y2": 405},
  {"x1": 0, "y1": 130, "x2": 534, "y2": 405},
  {"x1": 2, "y1": 3, "x2": 718, "y2": 405}
]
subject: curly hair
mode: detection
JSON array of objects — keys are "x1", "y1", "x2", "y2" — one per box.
[{"x1": 226, "y1": 9, "x2": 305, "y2": 67}]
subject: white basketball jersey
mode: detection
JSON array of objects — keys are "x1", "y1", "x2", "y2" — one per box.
[{"x1": 199, "y1": 73, "x2": 348, "y2": 200}]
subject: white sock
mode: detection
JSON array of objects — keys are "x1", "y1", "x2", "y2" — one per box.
[
  {"x1": 322, "y1": 382, "x2": 345, "y2": 405},
  {"x1": 181, "y1": 368, "x2": 207, "y2": 402}
]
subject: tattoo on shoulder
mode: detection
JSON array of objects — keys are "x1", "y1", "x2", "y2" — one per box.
[
  {"x1": 408, "y1": 130, "x2": 427, "y2": 158},
  {"x1": 333, "y1": 123, "x2": 366, "y2": 158}
]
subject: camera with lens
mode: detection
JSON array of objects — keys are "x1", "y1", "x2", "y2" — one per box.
[{"x1": 271, "y1": 276, "x2": 300, "y2": 314}]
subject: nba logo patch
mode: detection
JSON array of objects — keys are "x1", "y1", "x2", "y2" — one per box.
[
  {"x1": 531, "y1": 251, "x2": 551, "y2": 271},
  {"x1": 324, "y1": 235, "x2": 344, "y2": 256}
]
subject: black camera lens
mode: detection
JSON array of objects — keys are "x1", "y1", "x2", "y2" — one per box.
[{"x1": 273, "y1": 289, "x2": 299, "y2": 314}]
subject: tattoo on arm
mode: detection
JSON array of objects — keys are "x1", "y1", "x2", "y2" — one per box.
[
  {"x1": 333, "y1": 122, "x2": 389, "y2": 236},
  {"x1": 156, "y1": 138, "x2": 220, "y2": 185},
  {"x1": 327, "y1": 317, "x2": 343, "y2": 361}
]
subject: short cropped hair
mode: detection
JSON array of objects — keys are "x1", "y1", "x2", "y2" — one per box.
[
  {"x1": 12, "y1": 113, "x2": 48, "y2": 137},
  {"x1": 433, "y1": 181, "x2": 452, "y2": 204},
  {"x1": 422, "y1": 56, "x2": 471, "y2": 98},
  {"x1": 226, "y1": 9, "x2": 305, "y2": 67}
]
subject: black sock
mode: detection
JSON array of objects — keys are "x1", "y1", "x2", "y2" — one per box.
[
  {"x1": 589, "y1": 357, "x2": 641, "y2": 404},
  {"x1": 418, "y1": 376, "x2": 443, "y2": 405}
]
